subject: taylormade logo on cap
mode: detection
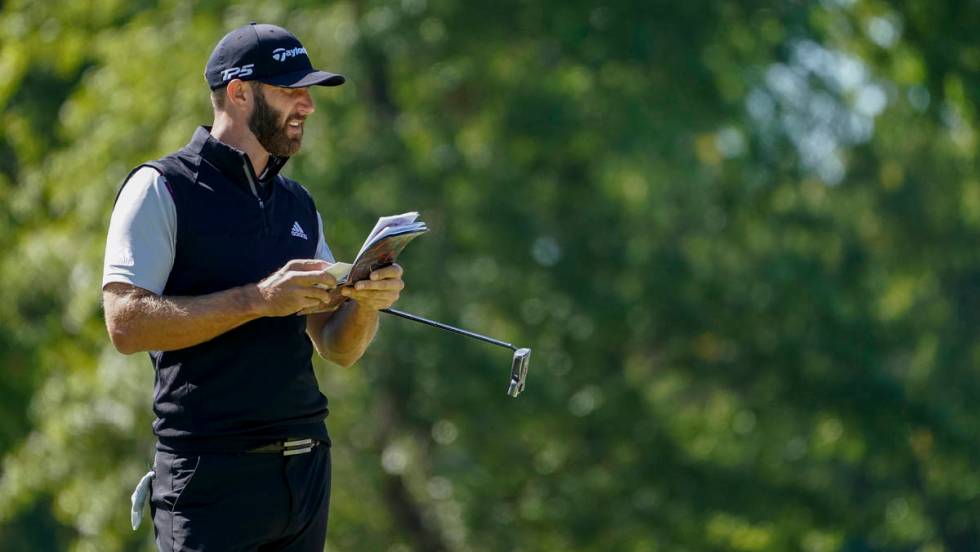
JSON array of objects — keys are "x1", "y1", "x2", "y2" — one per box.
[{"x1": 272, "y1": 47, "x2": 307, "y2": 62}]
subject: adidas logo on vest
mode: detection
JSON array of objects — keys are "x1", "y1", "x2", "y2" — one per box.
[{"x1": 290, "y1": 221, "x2": 308, "y2": 240}]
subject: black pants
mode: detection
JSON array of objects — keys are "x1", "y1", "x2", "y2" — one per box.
[{"x1": 150, "y1": 444, "x2": 331, "y2": 551}]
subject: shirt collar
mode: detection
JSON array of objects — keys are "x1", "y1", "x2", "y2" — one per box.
[{"x1": 185, "y1": 126, "x2": 290, "y2": 185}]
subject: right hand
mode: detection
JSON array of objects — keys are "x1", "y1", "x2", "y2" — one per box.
[{"x1": 254, "y1": 259, "x2": 338, "y2": 317}]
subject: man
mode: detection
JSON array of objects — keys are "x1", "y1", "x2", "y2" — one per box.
[{"x1": 102, "y1": 23, "x2": 402, "y2": 551}]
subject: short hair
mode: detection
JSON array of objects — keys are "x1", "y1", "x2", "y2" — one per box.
[{"x1": 210, "y1": 86, "x2": 228, "y2": 111}]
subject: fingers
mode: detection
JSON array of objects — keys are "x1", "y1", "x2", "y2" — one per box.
[
  {"x1": 368, "y1": 263, "x2": 403, "y2": 281},
  {"x1": 296, "y1": 287, "x2": 346, "y2": 315},
  {"x1": 296, "y1": 301, "x2": 342, "y2": 316},
  {"x1": 283, "y1": 259, "x2": 331, "y2": 272},
  {"x1": 257, "y1": 260, "x2": 343, "y2": 317},
  {"x1": 301, "y1": 285, "x2": 336, "y2": 304},
  {"x1": 341, "y1": 287, "x2": 401, "y2": 310},
  {"x1": 291, "y1": 270, "x2": 338, "y2": 289},
  {"x1": 341, "y1": 264, "x2": 405, "y2": 310},
  {"x1": 351, "y1": 278, "x2": 404, "y2": 292}
]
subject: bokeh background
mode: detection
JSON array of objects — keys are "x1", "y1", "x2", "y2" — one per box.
[{"x1": 2, "y1": 0, "x2": 980, "y2": 550}]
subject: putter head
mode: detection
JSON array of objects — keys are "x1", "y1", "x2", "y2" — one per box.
[{"x1": 507, "y1": 348, "x2": 531, "y2": 398}]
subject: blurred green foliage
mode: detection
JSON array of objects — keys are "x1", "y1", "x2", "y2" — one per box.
[{"x1": 1, "y1": 0, "x2": 979, "y2": 550}]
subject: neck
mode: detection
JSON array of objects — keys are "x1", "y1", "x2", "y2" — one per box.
[{"x1": 210, "y1": 112, "x2": 270, "y2": 177}]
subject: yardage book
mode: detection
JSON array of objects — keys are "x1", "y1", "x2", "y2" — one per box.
[{"x1": 322, "y1": 211, "x2": 428, "y2": 286}]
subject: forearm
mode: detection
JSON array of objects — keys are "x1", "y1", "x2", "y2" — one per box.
[
  {"x1": 307, "y1": 263, "x2": 403, "y2": 366},
  {"x1": 317, "y1": 299, "x2": 380, "y2": 367},
  {"x1": 104, "y1": 283, "x2": 261, "y2": 354}
]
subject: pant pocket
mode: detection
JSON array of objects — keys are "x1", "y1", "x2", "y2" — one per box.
[{"x1": 151, "y1": 451, "x2": 204, "y2": 512}]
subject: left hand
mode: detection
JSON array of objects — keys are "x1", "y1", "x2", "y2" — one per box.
[{"x1": 340, "y1": 263, "x2": 404, "y2": 311}]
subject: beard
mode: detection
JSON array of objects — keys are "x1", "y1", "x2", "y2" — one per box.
[{"x1": 248, "y1": 85, "x2": 303, "y2": 157}]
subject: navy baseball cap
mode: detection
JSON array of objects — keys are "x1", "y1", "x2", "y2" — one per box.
[{"x1": 205, "y1": 22, "x2": 345, "y2": 90}]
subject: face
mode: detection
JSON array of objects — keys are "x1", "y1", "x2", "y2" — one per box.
[{"x1": 247, "y1": 83, "x2": 315, "y2": 157}]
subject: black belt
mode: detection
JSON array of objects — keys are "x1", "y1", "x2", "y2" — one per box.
[{"x1": 247, "y1": 438, "x2": 318, "y2": 456}]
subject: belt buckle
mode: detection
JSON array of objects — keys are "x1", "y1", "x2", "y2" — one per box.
[{"x1": 282, "y1": 438, "x2": 314, "y2": 456}]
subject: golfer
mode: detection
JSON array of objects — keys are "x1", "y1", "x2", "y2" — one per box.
[{"x1": 102, "y1": 23, "x2": 403, "y2": 551}]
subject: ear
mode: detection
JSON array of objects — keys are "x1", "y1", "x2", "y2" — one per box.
[{"x1": 225, "y1": 79, "x2": 252, "y2": 111}]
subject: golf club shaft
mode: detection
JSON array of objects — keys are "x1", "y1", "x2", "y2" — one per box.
[{"x1": 380, "y1": 308, "x2": 516, "y2": 351}]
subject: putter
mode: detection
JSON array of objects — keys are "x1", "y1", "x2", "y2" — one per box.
[{"x1": 380, "y1": 308, "x2": 531, "y2": 397}]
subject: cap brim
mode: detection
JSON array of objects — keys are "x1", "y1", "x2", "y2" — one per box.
[{"x1": 260, "y1": 69, "x2": 346, "y2": 88}]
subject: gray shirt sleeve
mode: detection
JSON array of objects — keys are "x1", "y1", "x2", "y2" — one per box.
[
  {"x1": 315, "y1": 211, "x2": 336, "y2": 263},
  {"x1": 102, "y1": 166, "x2": 176, "y2": 295}
]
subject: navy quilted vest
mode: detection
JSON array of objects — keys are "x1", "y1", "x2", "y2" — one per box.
[{"x1": 119, "y1": 126, "x2": 330, "y2": 452}]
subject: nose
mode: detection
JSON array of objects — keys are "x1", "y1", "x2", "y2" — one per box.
[{"x1": 296, "y1": 88, "x2": 315, "y2": 116}]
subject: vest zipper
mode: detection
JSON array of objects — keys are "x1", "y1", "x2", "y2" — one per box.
[{"x1": 242, "y1": 160, "x2": 269, "y2": 234}]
